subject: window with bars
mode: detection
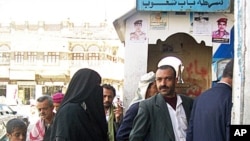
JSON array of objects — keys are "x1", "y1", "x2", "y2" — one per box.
[
  {"x1": 14, "y1": 52, "x2": 24, "y2": 63},
  {"x1": 88, "y1": 53, "x2": 99, "y2": 60},
  {"x1": 72, "y1": 53, "x2": 85, "y2": 65},
  {"x1": 0, "y1": 52, "x2": 10, "y2": 64},
  {"x1": 44, "y1": 52, "x2": 59, "y2": 64},
  {"x1": 27, "y1": 52, "x2": 37, "y2": 63},
  {"x1": 88, "y1": 53, "x2": 100, "y2": 65}
]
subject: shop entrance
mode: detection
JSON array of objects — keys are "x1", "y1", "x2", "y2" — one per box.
[{"x1": 18, "y1": 85, "x2": 35, "y2": 105}]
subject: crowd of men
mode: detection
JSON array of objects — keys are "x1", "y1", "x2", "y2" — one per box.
[{"x1": 4, "y1": 58, "x2": 234, "y2": 141}]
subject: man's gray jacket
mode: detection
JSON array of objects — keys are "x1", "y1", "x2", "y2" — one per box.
[{"x1": 129, "y1": 93, "x2": 193, "y2": 141}]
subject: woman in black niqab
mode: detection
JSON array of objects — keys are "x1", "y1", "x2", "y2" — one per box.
[{"x1": 50, "y1": 68, "x2": 108, "y2": 141}]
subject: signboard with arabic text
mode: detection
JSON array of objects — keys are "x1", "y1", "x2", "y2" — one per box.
[{"x1": 137, "y1": 0, "x2": 231, "y2": 12}]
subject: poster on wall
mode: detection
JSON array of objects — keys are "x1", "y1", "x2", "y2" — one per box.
[
  {"x1": 212, "y1": 17, "x2": 230, "y2": 43},
  {"x1": 129, "y1": 19, "x2": 148, "y2": 43},
  {"x1": 150, "y1": 12, "x2": 167, "y2": 30},
  {"x1": 192, "y1": 12, "x2": 211, "y2": 35}
]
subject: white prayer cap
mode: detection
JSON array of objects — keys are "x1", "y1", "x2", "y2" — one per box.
[{"x1": 157, "y1": 56, "x2": 183, "y2": 78}]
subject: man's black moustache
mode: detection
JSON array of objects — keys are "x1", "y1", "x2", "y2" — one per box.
[{"x1": 159, "y1": 86, "x2": 168, "y2": 89}]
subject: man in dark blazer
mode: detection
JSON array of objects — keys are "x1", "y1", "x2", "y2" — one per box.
[
  {"x1": 186, "y1": 59, "x2": 234, "y2": 141},
  {"x1": 129, "y1": 65, "x2": 193, "y2": 141}
]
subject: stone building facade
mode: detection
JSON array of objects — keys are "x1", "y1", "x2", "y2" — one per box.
[{"x1": 0, "y1": 19, "x2": 124, "y2": 105}]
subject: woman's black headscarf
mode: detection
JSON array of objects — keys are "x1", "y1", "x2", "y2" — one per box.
[{"x1": 50, "y1": 68, "x2": 108, "y2": 141}]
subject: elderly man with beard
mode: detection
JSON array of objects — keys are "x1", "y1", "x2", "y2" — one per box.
[
  {"x1": 102, "y1": 84, "x2": 123, "y2": 141},
  {"x1": 28, "y1": 95, "x2": 55, "y2": 141},
  {"x1": 129, "y1": 65, "x2": 194, "y2": 141}
]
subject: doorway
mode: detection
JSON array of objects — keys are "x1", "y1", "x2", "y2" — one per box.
[{"x1": 147, "y1": 33, "x2": 212, "y2": 97}]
